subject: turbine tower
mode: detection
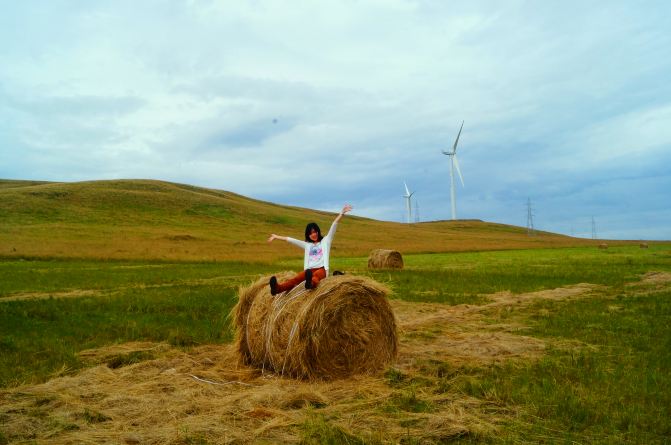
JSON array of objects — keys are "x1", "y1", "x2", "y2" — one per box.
[
  {"x1": 402, "y1": 181, "x2": 415, "y2": 223},
  {"x1": 442, "y1": 121, "x2": 465, "y2": 220}
]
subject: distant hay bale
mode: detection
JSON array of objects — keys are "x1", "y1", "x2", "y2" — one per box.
[
  {"x1": 598, "y1": 243, "x2": 608, "y2": 249},
  {"x1": 367, "y1": 249, "x2": 404, "y2": 269},
  {"x1": 233, "y1": 273, "x2": 398, "y2": 380},
  {"x1": 640, "y1": 242, "x2": 649, "y2": 249}
]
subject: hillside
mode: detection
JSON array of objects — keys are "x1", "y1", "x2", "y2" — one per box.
[{"x1": 0, "y1": 179, "x2": 608, "y2": 261}]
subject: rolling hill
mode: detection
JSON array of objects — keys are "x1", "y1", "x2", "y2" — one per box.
[{"x1": 0, "y1": 179, "x2": 609, "y2": 261}]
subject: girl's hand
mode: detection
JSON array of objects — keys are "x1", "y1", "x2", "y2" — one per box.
[
  {"x1": 267, "y1": 234, "x2": 277, "y2": 243},
  {"x1": 341, "y1": 204, "x2": 353, "y2": 215}
]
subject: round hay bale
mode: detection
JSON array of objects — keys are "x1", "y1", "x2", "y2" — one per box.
[
  {"x1": 598, "y1": 243, "x2": 609, "y2": 249},
  {"x1": 367, "y1": 249, "x2": 404, "y2": 269},
  {"x1": 640, "y1": 242, "x2": 649, "y2": 249},
  {"x1": 232, "y1": 273, "x2": 398, "y2": 380}
]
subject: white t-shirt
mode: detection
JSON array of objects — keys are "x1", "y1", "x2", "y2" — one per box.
[{"x1": 286, "y1": 222, "x2": 338, "y2": 274}]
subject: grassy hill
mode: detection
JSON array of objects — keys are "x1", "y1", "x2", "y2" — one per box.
[{"x1": 0, "y1": 178, "x2": 611, "y2": 261}]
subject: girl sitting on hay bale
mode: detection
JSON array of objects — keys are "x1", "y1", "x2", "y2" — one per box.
[{"x1": 267, "y1": 204, "x2": 352, "y2": 295}]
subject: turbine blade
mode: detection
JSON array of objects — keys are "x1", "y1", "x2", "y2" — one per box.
[
  {"x1": 404, "y1": 181, "x2": 410, "y2": 196},
  {"x1": 452, "y1": 120, "x2": 464, "y2": 154},
  {"x1": 454, "y1": 155, "x2": 465, "y2": 187}
]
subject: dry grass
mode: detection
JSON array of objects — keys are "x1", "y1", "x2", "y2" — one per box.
[
  {"x1": 0, "y1": 344, "x2": 494, "y2": 444},
  {"x1": 393, "y1": 283, "x2": 599, "y2": 369},
  {"x1": 0, "y1": 179, "x2": 618, "y2": 262},
  {"x1": 1, "y1": 274, "x2": 262, "y2": 303},
  {"x1": 623, "y1": 271, "x2": 671, "y2": 298},
  {"x1": 633, "y1": 270, "x2": 671, "y2": 286},
  {"x1": 1, "y1": 289, "x2": 105, "y2": 303},
  {"x1": 0, "y1": 281, "x2": 601, "y2": 444}
]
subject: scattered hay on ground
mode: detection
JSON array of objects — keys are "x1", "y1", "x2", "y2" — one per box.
[
  {"x1": 392, "y1": 283, "x2": 600, "y2": 369},
  {"x1": 623, "y1": 271, "x2": 671, "y2": 297},
  {"x1": 394, "y1": 283, "x2": 598, "y2": 330},
  {"x1": 77, "y1": 342, "x2": 171, "y2": 367},
  {"x1": 233, "y1": 273, "x2": 398, "y2": 380},
  {"x1": 0, "y1": 289, "x2": 104, "y2": 302},
  {"x1": 635, "y1": 271, "x2": 671, "y2": 285},
  {"x1": 367, "y1": 249, "x2": 404, "y2": 269},
  {"x1": 0, "y1": 342, "x2": 497, "y2": 444}
]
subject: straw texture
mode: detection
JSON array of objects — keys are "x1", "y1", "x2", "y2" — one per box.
[{"x1": 233, "y1": 273, "x2": 398, "y2": 380}]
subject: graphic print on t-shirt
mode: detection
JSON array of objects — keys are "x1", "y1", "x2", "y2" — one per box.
[{"x1": 308, "y1": 243, "x2": 324, "y2": 267}]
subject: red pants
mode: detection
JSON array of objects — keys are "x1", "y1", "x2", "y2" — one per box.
[{"x1": 276, "y1": 267, "x2": 326, "y2": 293}]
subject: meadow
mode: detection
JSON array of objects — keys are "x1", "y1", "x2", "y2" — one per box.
[
  {"x1": 0, "y1": 179, "x2": 601, "y2": 262},
  {"x1": 2, "y1": 244, "x2": 670, "y2": 444}
]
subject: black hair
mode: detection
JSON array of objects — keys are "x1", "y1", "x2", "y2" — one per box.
[{"x1": 304, "y1": 222, "x2": 323, "y2": 242}]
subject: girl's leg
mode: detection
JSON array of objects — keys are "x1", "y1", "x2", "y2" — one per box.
[
  {"x1": 309, "y1": 267, "x2": 327, "y2": 288},
  {"x1": 275, "y1": 270, "x2": 307, "y2": 293}
]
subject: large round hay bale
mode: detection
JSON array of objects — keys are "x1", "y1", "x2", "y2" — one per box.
[
  {"x1": 367, "y1": 249, "x2": 404, "y2": 269},
  {"x1": 232, "y1": 273, "x2": 398, "y2": 380}
]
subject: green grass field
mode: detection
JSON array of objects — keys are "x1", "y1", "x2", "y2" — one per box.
[{"x1": 2, "y1": 244, "x2": 671, "y2": 443}]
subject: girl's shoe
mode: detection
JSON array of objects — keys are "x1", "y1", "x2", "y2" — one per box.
[{"x1": 269, "y1": 276, "x2": 278, "y2": 295}]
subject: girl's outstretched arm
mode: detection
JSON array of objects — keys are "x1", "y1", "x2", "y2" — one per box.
[
  {"x1": 267, "y1": 234, "x2": 288, "y2": 243},
  {"x1": 333, "y1": 204, "x2": 353, "y2": 224},
  {"x1": 268, "y1": 234, "x2": 306, "y2": 249}
]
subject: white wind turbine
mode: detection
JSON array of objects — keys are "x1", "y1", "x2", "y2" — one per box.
[
  {"x1": 442, "y1": 121, "x2": 465, "y2": 220},
  {"x1": 402, "y1": 181, "x2": 415, "y2": 223}
]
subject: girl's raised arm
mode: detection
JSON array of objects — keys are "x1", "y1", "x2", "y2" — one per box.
[
  {"x1": 333, "y1": 204, "x2": 353, "y2": 224},
  {"x1": 267, "y1": 234, "x2": 288, "y2": 243}
]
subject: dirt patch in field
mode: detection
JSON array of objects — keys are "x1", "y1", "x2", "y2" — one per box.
[
  {"x1": 0, "y1": 282, "x2": 605, "y2": 444},
  {"x1": 163, "y1": 234, "x2": 198, "y2": 241}
]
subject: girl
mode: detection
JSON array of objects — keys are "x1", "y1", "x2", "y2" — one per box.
[{"x1": 267, "y1": 204, "x2": 352, "y2": 295}]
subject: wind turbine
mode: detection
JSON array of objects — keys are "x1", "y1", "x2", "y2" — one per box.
[
  {"x1": 441, "y1": 121, "x2": 465, "y2": 220},
  {"x1": 402, "y1": 181, "x2": 415, "y2": 223}
]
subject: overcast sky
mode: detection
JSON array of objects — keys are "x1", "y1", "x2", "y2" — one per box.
[{"x1": 1, "y1": 1, "x2": 670, "y2": 240}]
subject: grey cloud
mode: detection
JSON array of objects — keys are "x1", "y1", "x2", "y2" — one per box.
[
  {"x1": 2, "y1": 1, "x2": 670, "y2": 239},
  {"x1": 205, "y1": 117, "x2": 297, "y2": 149},
  {"x1": 2, "y1": 89, "x2": 144, "y2": 117},
  {"x1": 171, "y1": 76, "x2": 324, "y2": 103}
]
